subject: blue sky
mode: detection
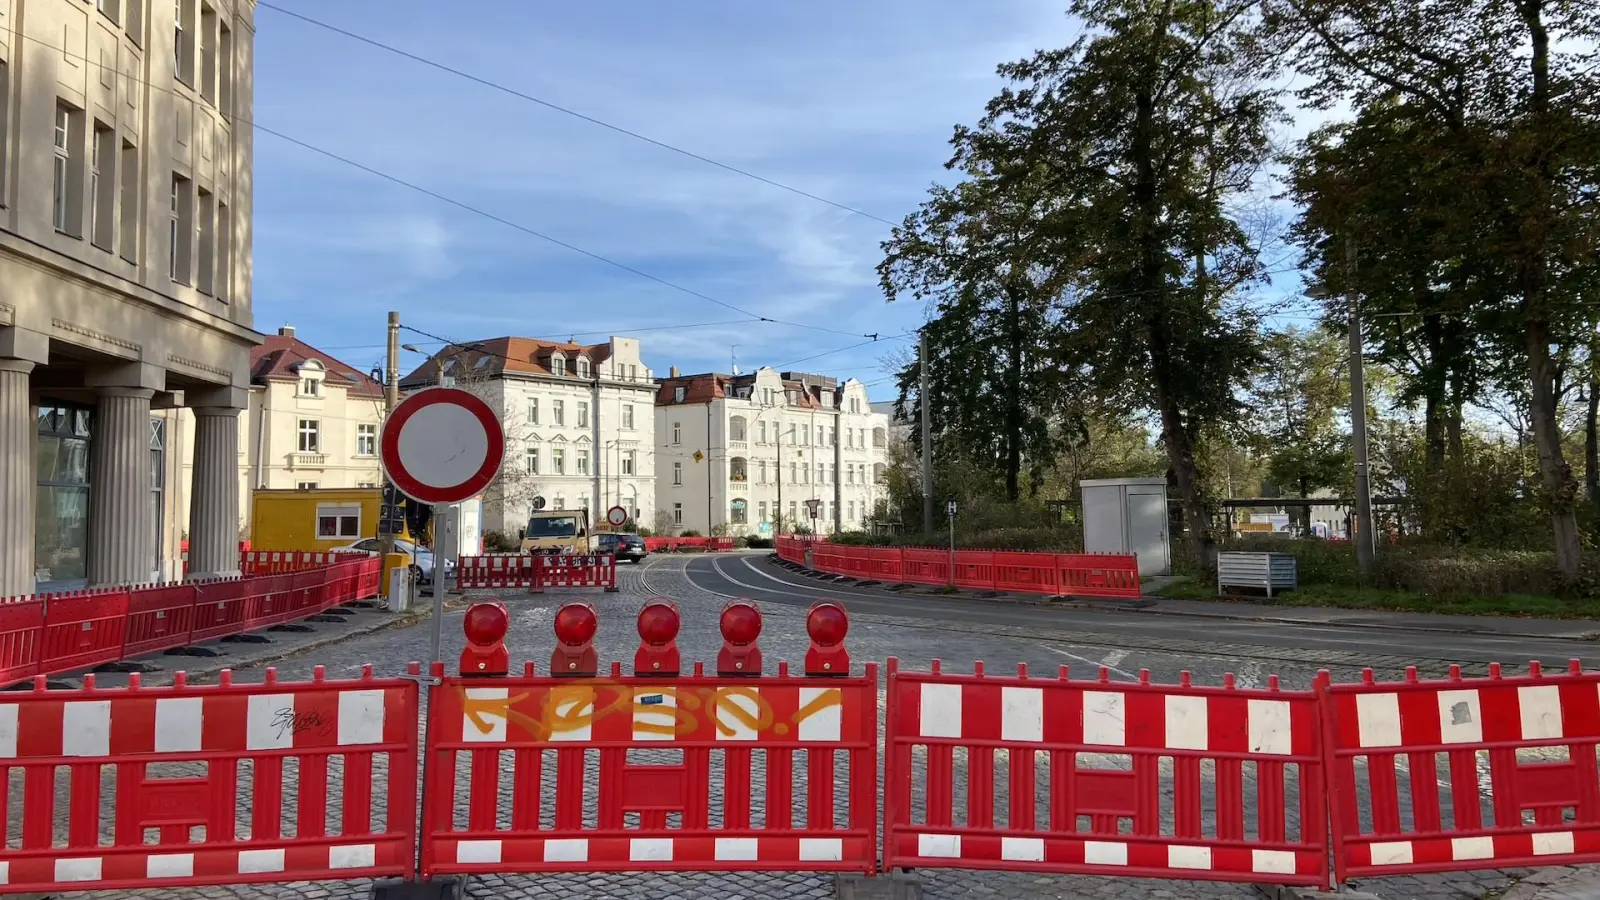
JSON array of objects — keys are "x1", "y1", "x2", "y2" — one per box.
[{"x1": 249, "y1": 0, "x2": 1088, "y2": 399}]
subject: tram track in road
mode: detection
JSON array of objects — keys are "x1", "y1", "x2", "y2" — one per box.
[{"x1": 638, "y1": 552, "x2": 1599, "y2": 678}]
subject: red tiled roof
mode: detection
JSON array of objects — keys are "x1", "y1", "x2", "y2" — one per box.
[
  {"x1": 398, "y1": 336, "x2": 613, "y2": 386},
  {"x1": 250, "y1": 333, "x2": 384, "y2": 398}
]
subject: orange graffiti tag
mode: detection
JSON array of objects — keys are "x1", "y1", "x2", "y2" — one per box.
[{"x1": 454, "y1": 680, "x2": 845, "y2": 741}]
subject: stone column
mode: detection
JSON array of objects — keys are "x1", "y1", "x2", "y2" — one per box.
[
  {"x1": 188, "y1": 406, "x2": 241, "y2": 578},
  {"x1": 0, "y1": 360, "x2": 35, "y2": 597},
  {"x1": 87, "y1": 387, "x2": 155, "y2": 586}
]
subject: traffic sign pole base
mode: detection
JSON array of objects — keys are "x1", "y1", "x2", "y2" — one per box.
[{"x1": 369, "y1": 876, "x2": 468, "y2": 900}]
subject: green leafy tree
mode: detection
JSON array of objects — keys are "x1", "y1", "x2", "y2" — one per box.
[
  {"x1": 1247, "y1": 327, "x2": 1350, "y2": 524},
  {"x1": 923, "y1": 0, "x2": 1278, "y2": 572},
  {"x1": 880, "y1": 174, "x2": 1068, "y2": 504},
  {"x1": 1263, "y1": 0, "x2": 1600, "y2": 577}
]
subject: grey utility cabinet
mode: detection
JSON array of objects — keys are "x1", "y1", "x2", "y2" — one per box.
[{"x1": 1080, "y1": 477, "x2": 1171, "y2": 577}]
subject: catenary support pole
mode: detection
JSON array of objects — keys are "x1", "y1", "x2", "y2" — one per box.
[
  {"x1": 920, "y1": 331, "x2": 934, "y2": 539},
  {"x1": 1348, "y1": 242, "x2": 1376, "y2": 578}
]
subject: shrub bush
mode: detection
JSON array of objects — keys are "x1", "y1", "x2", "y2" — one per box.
[
  {"x1": 743, "y1": 536, "x2": 774, "y2": 549},
  {"x1": 481, "y1": 530, "x2": 519, "y2": 553},
  {"x1": 679, "y1": 529, "x2": 702, "y2": 538}
]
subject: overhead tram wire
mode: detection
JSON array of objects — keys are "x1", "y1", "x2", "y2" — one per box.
[
  {"x1": 256, "y1": 2, "x2": 900, "y2": 228},
  {"x1": 318, "y1": 317, "x2": 760, "y2": 353},
  {"x1": 0, "y1": 23, "x2": 884, "y2": 343}
]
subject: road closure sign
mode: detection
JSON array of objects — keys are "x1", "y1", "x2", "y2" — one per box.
[{"x1": 380, "y1": 388, "x2": 505, "y2": 506}]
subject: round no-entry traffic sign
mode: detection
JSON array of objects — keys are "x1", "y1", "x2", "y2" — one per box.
[
  {"x1": 607, "y1": 505, "x2": 628, "y2": 527},
  {"x1": 380, "y1": 388, "x2": 505, "y2": 505}
]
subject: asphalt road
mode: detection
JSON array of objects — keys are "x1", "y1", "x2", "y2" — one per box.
[{"x1": 675, "y1": 551, "x2": 1600, "y2": 672}]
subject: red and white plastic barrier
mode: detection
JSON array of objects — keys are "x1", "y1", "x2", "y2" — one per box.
[
  {"x1": 455, "y1": 554, "x2": 619, "y2": 592},
  {"x1": 883, "y1": 661, "x2": 1328, "y2": 887},
  {"x1": 0, "y1": 665, "x2": 419, "y2": 895},
  {"x1": 776, "y1": 538, "x2": 1141, "y2": 598}
]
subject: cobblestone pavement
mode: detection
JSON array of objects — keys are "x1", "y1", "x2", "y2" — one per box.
[
  {"x1": 17, "y1": 556, "x2": 1584, "y2": 900},
  {"x1": 1498, "y1": 866, "x2": 1600, "y2": 899}
]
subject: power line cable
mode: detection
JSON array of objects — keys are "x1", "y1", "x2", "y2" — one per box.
[
  {"x1": 256, "y1": 1, "x2": 901, "y2": 228},
  {"x1": 0, "y1": 23, "x2": 888, "y2": 342},
  {"x1": 318, "y1": 317, "x2": 759, "y2": 352}
]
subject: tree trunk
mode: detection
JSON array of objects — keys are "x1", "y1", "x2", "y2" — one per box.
[
  {"x1": 1154, "y1": 382, "x2": 1216, "y2": 573},
  {"x1": 1525, "y1": 318, "x2": 1583, "y2": 579}
]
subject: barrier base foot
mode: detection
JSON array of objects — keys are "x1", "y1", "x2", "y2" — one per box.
[
  {"x1": 320, "y1": 607, "x2": 357, "y2": 617},
  {"x1": 346, "y1": 599, "x2": 384, "y2": 609},
  {"x1": 222, "y1": 633, "x2": 271, "y2": 644},
  {"x1": 836, "y1": 872, "x2": 920, "y2": 900},
  {"x1": 370, "y1": 876, "x2": 468, "y2": 900},
  {"x1": 270, "y1": 623, "x2": 316, "y2": 633},
  {"x1": 605, "y1": 586, "x2": 620, "y2": 592},
  {"x1": 1255, "y1": 887, "x2": 1381, "y2": 900},
  {"x1": 307, "y1": 614, "x2": 346, "y2": 623},
  {"x1": 166, "y1": 645, "x2": 223, "y2": 657}
]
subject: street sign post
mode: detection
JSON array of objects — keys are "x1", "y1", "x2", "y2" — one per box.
[
  {"x1": 532, "y1": 495, "x2": 547, "y2": 511},
  {"x1": 380, "y1": 388, "x2": 505, "y2": 668},
  {"x1": 947, "y1": 499, "x2": 957, "y2": 586},
  {"x1": 607, "y1": 505, "x2": 628, "y2": 528},
  {"x1": 805, "y1": 498, "x2": 821, "y2": 526}
]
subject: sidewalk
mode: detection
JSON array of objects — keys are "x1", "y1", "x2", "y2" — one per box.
[{"x1": 1127, "y1": 581, "x2": 1600, "y2": 641}]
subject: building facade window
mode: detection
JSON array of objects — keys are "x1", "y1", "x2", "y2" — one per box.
[
  {"x1": 297, "y1": 419, "x2": 319, "y2": 453},
  {"x1": 622, "y1": 404, "x2": 634, "y2": 429},
  {"x1": 316, "y1": 504, "x2": 361, "y2": 538},
  {"x1": 297, "y1": 481, "x2": 319, "y2": 490},
  {"x1": 730, "y1": 499, "x2": 747, "y2": 525},
  {"x1": 674, "y1": 387, "x2": 686, "y2": 402},
  {"x1": 576, "y1": 449, "x2": 590, "y2": 476},
  {"x1": 552, "y1": 448, "x2": 566, "y2": 474},
  {"x1": 552, "y1": 400, "x2": 564, "y2": 426},
  {"x1": 356, "y1": 424, "x2": 377, "y2": 456},
  {"x1": 622, "y1": 451, "x2": 636, "y2": 475},
  {"x1": 53, "y1": 105, "x2": 83, "y2": 235},
  {"x1": 527, "y1": 399, "x2": 539, "y2": 424},
  {"x1": 525, "y1": 447, "x2": 539, "y2": 475},
  {"x1": 169, "y1": 173, "x2": 192, "y2": 283},
  {"x1": 577, "y1": 402, "x2": 589, "y2": 428},
  {"x1": 149, "y1": 417, "x2": 164, "y2": 573},
  {"x1": 118, "y1": 141, "x2": 138, "y2": 258},
  {"x1": 576, "y1": 357, "x2": 590, "y2": 378},
  {"x1": 36, "y1": 403, "x2": 92, "y2": 584},
  {"x1": 758, "y1": 501, "x2": 768, "y2": 523},
  {"x1": 673, "y1": 503, "x2": 683, "y2": 525},
  {"x1": 91, "y1": 123, "x2": 116, "y2": 249},
  {"x1": 730, "y1": 457, "x2": 747, "y2": 482},
  {"x1": 673, "y1": 462, "x2": 682, "y2": 485},
  {"x1": 672, "y1": 422, "x2": 681, "y2": 444},
  {"x1": 729, "y1": 416, "x2": 747, "y2": 442},
  {"x1": 550, "y1": 354, "x2": 566, "y2": 376}
]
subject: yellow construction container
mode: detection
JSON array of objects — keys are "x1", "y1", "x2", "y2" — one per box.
[{"x1": 249, "y1": 487, "x2": 410, "y2": 552}]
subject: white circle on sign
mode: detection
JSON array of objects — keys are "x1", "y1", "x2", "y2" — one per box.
[{"x1": 397, "y1": 402, "x2": 490, "y2": 489}]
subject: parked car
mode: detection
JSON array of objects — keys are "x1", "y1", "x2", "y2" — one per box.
[
  {"x1": 597, "y1": 532, "x2": 648, "y2": 563},
  {"x1": 337, "y1": 538, "x2": 455, "y2": 584}
]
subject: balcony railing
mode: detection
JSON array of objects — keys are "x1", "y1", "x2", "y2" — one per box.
[{"x1": 290, "y1": 452, "x2": 328, "y2": 468}]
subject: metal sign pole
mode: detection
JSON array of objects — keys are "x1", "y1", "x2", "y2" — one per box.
[{"x1": 429, "y1": 502, "x2": 446, "y2": 667}]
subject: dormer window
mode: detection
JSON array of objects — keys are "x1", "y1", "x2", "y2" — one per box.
[
  {"x1": 674, "y1": 386, "x2": 686, "y2": 402},
  {"x1": 473, "y1": 356, "x2": 492, "y2": 371},
  {"x1": 296, "y1": 359, "x2": 326, "y2": 397},
  {"x1": 551, "y1": 353, "x2": 566, "y2": 376},
  {"x1": 576, "y1": 357, "x2": 591, "y2": 378}
]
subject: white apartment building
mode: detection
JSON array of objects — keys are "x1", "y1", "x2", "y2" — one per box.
[
  {"x1": 164, "y1": 326, "x2": 385, "y2": 546},
  {"x1": 2, "y1": 0, "x2": 257, "y2": 591},
  {"x1": 400, "y1": 336, "x2": 657, "y2": 537},
  {"x1": 654, "y1": 366, "x2": 890, "y2": 535}
]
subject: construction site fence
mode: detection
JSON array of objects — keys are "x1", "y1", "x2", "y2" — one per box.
[
  {"x1": 774, "y1": 537, "x2": 1141, "y2": 598},
  {"x1": 0, "y1": 554, "x2": 383, "y2": 689}
]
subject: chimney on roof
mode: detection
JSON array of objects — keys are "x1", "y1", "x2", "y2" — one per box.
[
  {"x1": 278, "y1": 325, "x2": 295, "y2": 338},
  {"x1": 670, "y1": 366, "x2": 679, "y2": 378}
]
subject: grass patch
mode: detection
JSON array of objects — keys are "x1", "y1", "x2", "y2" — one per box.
[{"x1": 1156, "y1": 577, "x2": 1600, "y2": 619}]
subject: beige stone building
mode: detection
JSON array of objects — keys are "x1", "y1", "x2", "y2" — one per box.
[{"x1": 1, "y1": 0, "x2": 257, "y2": 591}]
